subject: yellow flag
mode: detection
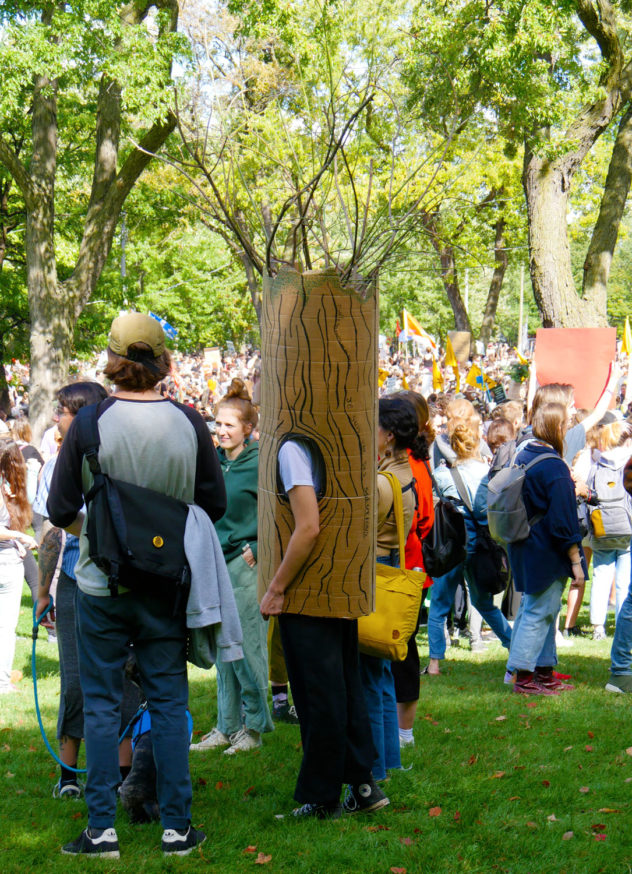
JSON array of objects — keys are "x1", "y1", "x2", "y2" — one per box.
[
  {"x1": 453, "y1": 365, "x2": 460, "y2": 392},
  {"x1": 623, "y1": 317, "x2": 632, "y2": 357},
  {"x1": 401, "y1": 374, "x2": 410, "y2": 390},
  {"x1": 514, "y1": 348, "x2": 528, "y2": 366},
  {"x1": 465, "y1": 364, "x2": 497, "y2": 391},
  {"x1": 444, "y1": 336, "x2": 457, "y2": 368},
  {"x1": 378, "y1": 368, "x2": 389, "y2": 388},
  {"x1": 432, "y1": 358, "x2": 443, "y2": 391}
]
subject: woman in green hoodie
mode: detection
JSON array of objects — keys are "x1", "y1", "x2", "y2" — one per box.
[{"x1": 190, "y1": 379, "x2": 273, "y2": 755}]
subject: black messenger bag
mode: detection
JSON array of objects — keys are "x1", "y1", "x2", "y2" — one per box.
[{"x1": 74, "y1": 403, "x2": 190, "y2": 598}]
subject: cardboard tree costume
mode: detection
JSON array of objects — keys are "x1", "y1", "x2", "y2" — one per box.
[{"x1": 258, "y1": 268, "x2": 378, "y2": 619}]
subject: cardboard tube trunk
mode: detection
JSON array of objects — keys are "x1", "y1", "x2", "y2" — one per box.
[{"x1": 258, "y1": 267, "x2": 378, "y2": 619}]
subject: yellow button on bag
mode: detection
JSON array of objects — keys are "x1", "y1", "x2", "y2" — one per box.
[{"x1": 153, "y1": 536, "x2": 164, "y2": 548}]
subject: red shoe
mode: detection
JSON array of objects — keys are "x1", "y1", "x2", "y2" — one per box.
[
  {"x1": 553, "y1": 671, "x2": 572, "y2": 680},
  {"x1": 535, "y1": 670, "x2": 574, "y2": 692},
  {"x1": 513, "y1": 677, "x2": 559, "y2": 696}
]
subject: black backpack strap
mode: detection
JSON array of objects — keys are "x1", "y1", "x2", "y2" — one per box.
[{"x1": 73, "y1": 403, "x2": 103, "y2": 478}]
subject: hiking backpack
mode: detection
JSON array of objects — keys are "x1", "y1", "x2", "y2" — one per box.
[
  {"x1": 486, "y1": 449, "x2": 560, "y2": 544},
  {"x1": 587, "y1": 455, "x2": 632, "y2": 544}
]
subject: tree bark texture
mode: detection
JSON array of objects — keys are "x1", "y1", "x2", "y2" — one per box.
[
  {"x1": 422, "y1": 212, "x2": 472, "y2": 333},
  {"x1": 583, "y1": 103, "x2": 632, "y2": 308},
  {"x1": 479, "y1": 217, "x2": 508, "y2": 347},
  {"x1": 523, "y1": 146, "x2": 607, "y2": 327},
  {"x1": 257, "y1": 268, "x2": 377, "y2": 619}
]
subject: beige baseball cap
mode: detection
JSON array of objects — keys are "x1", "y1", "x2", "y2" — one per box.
[{"x1": 108, "y1": 313, "x2": 165, "y2": 357}]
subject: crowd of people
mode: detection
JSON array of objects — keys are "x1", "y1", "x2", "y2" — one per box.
[{"x1": 1, "y1": 325, "x2": 632, "y2": 858}]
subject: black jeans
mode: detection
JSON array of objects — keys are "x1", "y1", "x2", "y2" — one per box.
[{"x1": 279, "y1": 613, "x2": 376, "y2": 803}]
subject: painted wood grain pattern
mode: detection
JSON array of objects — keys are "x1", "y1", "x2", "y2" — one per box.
[{"x1": 258, "y1": 268, "x2": 378, "y2": 619}]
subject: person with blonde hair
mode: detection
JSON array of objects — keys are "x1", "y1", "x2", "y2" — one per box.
[
  {"x1": 585, "y1": 413, "x2": 632, "y2": 640},
  {"x1": 426, "y1": 413, "x2": 512, "y2": 676},
  {"x1": 506, "y1": 403, "x2": 586, "y2": 695}
]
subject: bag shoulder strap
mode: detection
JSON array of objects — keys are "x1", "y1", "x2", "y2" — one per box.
[
  {"x1": 449, "y1": 466, "x2": 473, "y2": 512},
  {"x1": 378, "y1": 470, "x2": 407, "y2": 560},
  {"x1": 520, "y1": 452, "x2": 561, "y2": 472},
  {"x1": 74, "y1": 403, "x2": 103, "y2": 478}
]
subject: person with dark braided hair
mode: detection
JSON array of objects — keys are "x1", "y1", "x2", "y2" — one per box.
[{"x1": 358, "y1": 397, "x2": 422, "y2": 783}]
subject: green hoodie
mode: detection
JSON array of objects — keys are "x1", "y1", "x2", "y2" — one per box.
[{"x1": 214, "y1": 440, "x2": 259, "y2": 562}]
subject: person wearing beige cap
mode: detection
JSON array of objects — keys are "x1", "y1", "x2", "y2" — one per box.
[{"x1": 47, "y1": 312, "x2": 226, "y2": 858}]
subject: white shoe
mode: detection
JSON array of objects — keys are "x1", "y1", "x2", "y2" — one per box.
[
  {"x1": 399, "y1": 735, "x2": 415, "y2": 747},
  {"x1": 555, "y1": 630, "x2": 573, "y2": 648},
  {"x1": 223, "y1": 728, "x2": 262, "y2": 755},
  {"x1": 190, "y1": 727, "x2": 231, "y2": 751}
]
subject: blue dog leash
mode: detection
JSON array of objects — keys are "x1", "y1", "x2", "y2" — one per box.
[{"x1": 32, "y1": 598, "x2": 143, "y2": 774}]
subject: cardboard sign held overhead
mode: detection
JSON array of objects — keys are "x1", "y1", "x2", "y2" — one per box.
[
  {"x1": 448, "y1": 331, "x2": 471, "y2": 363},
  {"x1": 534, "y1": 328, "x2": 616, "y2": 410}
]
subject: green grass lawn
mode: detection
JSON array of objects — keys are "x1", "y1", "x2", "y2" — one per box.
[{"x1": 1, "y1": 585, "x2": 631, "y2": 874}]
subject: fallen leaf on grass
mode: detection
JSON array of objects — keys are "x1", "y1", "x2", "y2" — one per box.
[
  {"x1": 254, "y1": 853, "x2": 272, "y2": 865},
  {"x1": 243, "y1": 846, "x2": 257, "y2": 854},
  {"x1": 547, "y1": 814, "x2": 558, "y2": 822},
  {"x1": 390, "y1": 868, "x2": 407, "y2": 874},
  {"x1": 562, "y1": 831, "x2": 574, "y2": 840},
  {"x1": 28, "y1": 746, "x2": 37, "y2": 752},
  {"x1": 15, "y1": 790, "x2": 25, "y2": 796},
  {"x1": 585, "y1": 746, "x2": 593, "y2": 753},
  {"x1": 598, "y1": 808, "x2": 621, "y2": 813},
  {"x1": 399, "y1": 837, "x2": 414, "y2": 846},
  {"x1": 542, "y1": 780, "x2": 551, "y2": 788},
  {"x1": 2, "y1": 745, "x2": 10, "y2": 752},
  {"x1": 197, "y1": 778, "x2": 207, "y2": 786},
  {"x1": 564, "y1": 746, "x2": 573, "y2": 752},
  {"x1": 495, "y1": 715, "x2": 507, "y2": 721},
  {"x1": 491, "y1": 771, "x2": 506, "y2": 779},
  {"x1": 5, "y1": 772, "x2": 14, "y2": 778},
  {"x1": 525, "y1": 701, "x2": 538, "y2": 708},
  {"x1": 587, "y1": 731, "x2": 594, "y2": 739},
  {"x1": 509, "y1": 796, "x2": 520, "y2": 801},
  {"x1": 243, "y1": 786, "x2": 256, "y2": 797},
  {"x1": 626, "y1": 747, "x2": 632, "y2": 757},
  {"x1": 428, "y1": 807, "x2": 442, "y2": 817},
  {"x1": 526, "y1": 822, "x2": 537, "y2": 829},
  {"x1": 215, "y1": 781, "x2": 225, "y2": 790},
  {"x1": 467, "y1": 754, "x2": 477, "y2": 765},
  {"x1": 365, "y1": 825, "x2": 390, "y2": 832},
  {"x1": 71, "y1": 812, "x2": 82, "y2": 820},
  {"x1": 594, "y1": 835, "x2": 607, "y2": 842},
  {"x1": 591, "y1": 824, "x2": 606, "y2": 832},
  {"x1": 454, "y1": 811, "x2": 461, "y2": 822},
  {"x1": 579, "y1": 787, "x2": 590, "y2": 794},
  {"x1": 625, "y1": 778, "x2": 632, "y2": 783}
]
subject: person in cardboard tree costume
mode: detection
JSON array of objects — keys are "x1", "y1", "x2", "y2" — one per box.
[{"x1": 258, "y1": 268, "x2": 388, "y2": 819}]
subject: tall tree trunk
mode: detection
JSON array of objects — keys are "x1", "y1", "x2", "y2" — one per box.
[
  {"x1": 522, "y1": 145, "x2": 607, "y2": 327},
  {"x1": 27, "y1": 73, "x2": 67, "y2": 442},
  {"x1": 423, "y1": 212, "x2": 472, "y2": 332},
  {"x1": 479, "y1": 217, "x2": 508, "y2": 347},
  {"x1": 583, "y1": 102, "x2": 632, "y2": 307},
  {"x1": 437, "y1": 243, "x2": 472, "y2": 332}
]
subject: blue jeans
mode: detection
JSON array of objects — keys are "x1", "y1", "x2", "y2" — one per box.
[
  {"x1": 507, "y1": 579, "x2": 565, "y2": 672},
  {"x1": 75, "y1": 589, "x2": 191, "y2": 830},
  {"x1": 427, "y1": 560, "x2": 512, "y2": 660},
  {"x1": 610, "y1": 566, "x2": 632, "y2": 675},
  {"x1": 590, "y1": 547, "x2": 632, "y2": 626},
  {"x1": 358, "y1": 551, "x2": 401, "y2": 781}
]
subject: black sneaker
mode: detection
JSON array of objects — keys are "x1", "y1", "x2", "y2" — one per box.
[
  {"x1": 562, "y1": 626, "x2": 586, "y2": 638},
  {"x1": 273, "y1": 701, "x2": 300, "y2": 724},
  {"x1": 291, "y1": 801, "x2": 342, "y2": 819},
  {"x1": 61, "y1": 827, "x2": 120, "y2": 858},
  {"x1": 343, "y1": 778, "x2": 389, "y2": 814},
  {"x1": 162, "y1": 826, "x2": 206, "y2": 856}
]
